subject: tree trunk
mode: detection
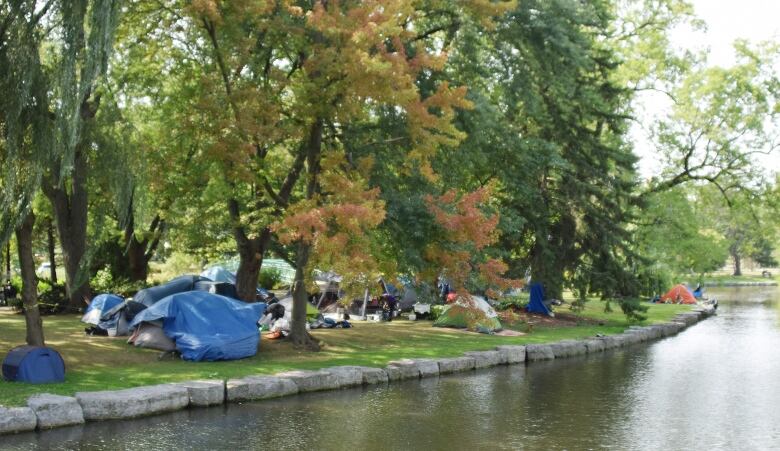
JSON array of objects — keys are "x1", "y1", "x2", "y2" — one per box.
[
  {"x1": 47, "y1": 219, "x2": 57, "y2": 284},
  {"x1": 235, "y1": 228, "x2": 272, "y2": 301},
  {"x1": 290, "y1": 240, "x2": 319, "y2": 350},
  {"x1": 122, "y1": 201, "x2": 165, "y2": 283},
  {"x1": 5, "y1": 241, "x2": 10, "y2": 279},
  {"x1": 16, "y1": 212, "x2": 45, "y2": 347},
  {"x1": 44, "y1": 150, "x2": 90, "y2": 310},
  {"x1": 731, "y1": 245, "x2": 742, "y2": 276},
  {"x1": 288, "y1": 119, "x2": 324, "y2": 349}
]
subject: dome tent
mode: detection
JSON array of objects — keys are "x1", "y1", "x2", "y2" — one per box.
[
  {"x1": 129, "y1": 291, "x2": 266, "y2": 361},
  {"x1": 433, "y1": 295, "x2": 502, "y2": 334},
  {"x1": 81, "y1": 293, "x2": 124, "y2": 326},
  {"x1": 2, "y1": 346, "x2": 65, "y2": 383},
  {"x1": 660, "y1": 284, "x2": 697, "y2": 304}
]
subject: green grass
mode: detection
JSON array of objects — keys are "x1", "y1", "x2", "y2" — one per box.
[{"x1": 0, "y1": 301, "x2": 691, "y2": 407}]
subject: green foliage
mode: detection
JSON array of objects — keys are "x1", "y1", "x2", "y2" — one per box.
[
  {"x1": 618, "y1": 298, "x2": 649, "y2": 323},
  {"x1": 90, "y1": 266, "x2": 147, "y2": 297},
  {"x1": 258, "y1": 267, "x2": 282, "y2": 290}
]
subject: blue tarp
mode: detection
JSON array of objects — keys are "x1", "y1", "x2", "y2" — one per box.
[
  {"x1": 526, "y1": 282, "x2": 552, "y2": 316},
  {"x1": 129, "y1": 291, "x2": 267, "y2": 361},
  {"x1": 2, "y1": 346, "x2": 65, "y2": 383},
  {"x1": 133, "y1": 275, "x2": 207, "y2": 307}
]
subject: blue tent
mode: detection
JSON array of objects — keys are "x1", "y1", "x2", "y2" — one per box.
[
  {"x1": 526, "y1": 282, "x2": 552, "y2": 316},
  {"x1": 129, "y1": 291, "x2": 267, "y2": 361},
  {"x1": 82, "y1": 294, "x2": 124, "y2": 326},
  {"x1": 133, "y1": 275, "x2": 207, "y2": 307},
  {"x1": 2, "y1": 346, "x2": 65, "y2": 383}
]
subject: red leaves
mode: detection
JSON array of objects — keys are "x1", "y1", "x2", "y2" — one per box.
[{"x1": 424, "y1": 185, "x2": 519, "y2": 294}]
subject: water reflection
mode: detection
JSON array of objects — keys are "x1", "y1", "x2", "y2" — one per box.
[{"x1": 3, "y1": 287, "x2": 779, "y2": 450}]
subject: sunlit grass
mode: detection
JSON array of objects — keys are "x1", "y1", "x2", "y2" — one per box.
[{"x1": 0, "y1": 302, "x2": 691, "y2": 406}]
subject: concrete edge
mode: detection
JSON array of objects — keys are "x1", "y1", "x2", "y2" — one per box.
[{"x1": 2, "y1": 305, "x2": 716, "y2": 435}]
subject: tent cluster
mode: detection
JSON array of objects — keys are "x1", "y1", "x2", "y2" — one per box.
[{"x1": 82, "y1": 268, "x2": 267, "y2": 361}]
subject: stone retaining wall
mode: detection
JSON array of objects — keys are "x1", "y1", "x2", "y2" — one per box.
[{"x1": 0, "y1": 306, "x2": 716, "y2": 436}]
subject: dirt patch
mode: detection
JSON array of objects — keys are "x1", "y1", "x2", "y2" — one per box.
[{"x1": 497, "y1": 305, "x2": 605, "y2": 329}]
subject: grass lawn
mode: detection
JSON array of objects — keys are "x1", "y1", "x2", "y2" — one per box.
[{"x1": 0, "y1": 300, "x2": 692, "y2": 407}]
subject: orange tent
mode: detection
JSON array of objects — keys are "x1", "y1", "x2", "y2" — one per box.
[{"x1": 660, "y1": 284, "x2": 697, "y2": 304}]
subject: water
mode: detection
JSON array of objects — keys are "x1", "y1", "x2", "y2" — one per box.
[{"x1": 3, "y1": 287, "x2": 779, "y2": 450}]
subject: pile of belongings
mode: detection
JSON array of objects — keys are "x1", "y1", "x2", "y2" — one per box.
[{"x1": 433, "y1": 294, "x2": 502, "y2": 334}]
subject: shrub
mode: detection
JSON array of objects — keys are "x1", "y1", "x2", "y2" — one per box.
[
  {"x1": 258, "y1": 267, "x2": 282, "y2": 289},
  {"x1": 90, "y1": 266, "x2": 148, "y2": 298}
]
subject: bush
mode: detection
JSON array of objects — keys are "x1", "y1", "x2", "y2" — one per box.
[
  {"x1": 258, "y1": 267, "x2": 282, "y2": 289},
  {"x1": 90, "y1": 266, "x2": 148, "y2": 298},
  {"x1": 618, "y1": 298, "x2": 648, "y2": 323},
  {"x1": 494, "y1": 294, "x2": 528, "y2": 311}
]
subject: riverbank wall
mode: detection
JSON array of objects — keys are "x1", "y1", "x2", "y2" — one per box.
[{"x1": 0, "y1": 306, "x2": 716, "y2": 436}]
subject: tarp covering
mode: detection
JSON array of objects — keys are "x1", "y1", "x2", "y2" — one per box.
[
  {"x1": 133, "y1": 275, "x2": 207, "y2": 307},
  {"x1": 2, "y1": 346, "x2": 65, "y2": 383},
  {"x1": 433, "y1": 295, "x2": 502, "y2": 333},
  {"x1": 200, "y1": 266, "x2": 237, "y2": 285},
  {"x1": 526, "y1": 282, "x2": 552, "y2": 316},
  {"x1": 660, "y1": 284, "x2": 697, "y2": 304},
  {"x1": 129, "y1": 291, "x2": 267, "y2": 361},
  {"x1": 82, "y1": 294, "x2": 124, "y2": 325}
]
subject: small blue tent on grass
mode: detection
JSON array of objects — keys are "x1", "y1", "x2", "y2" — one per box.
[
  {"x1": 129, "y1": 291, "x2": 266, "y2": 361},
  {"x1": 526, "y1": 282, "x2": 553, "y2": 316},
  {"x1": 2, "y1": 346, "x2": 65, "y2": 383}
]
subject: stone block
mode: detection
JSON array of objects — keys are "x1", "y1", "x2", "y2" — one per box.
[
  {"x1": 359, "y1": 367, "x2": 389, "y2": 385},
  {"x1": 0, "y1": 406, "x2": 37, "y2": 435},
  {"x1": 409, "y1": 359, "x2": 440, "y2": 378},
  {"x1": 495, "y1": 345, "x2": 526, "y2": 364},
  {"x1": 176, "y1": 380, "x2": 225, "y2": 407},
  {"x1": 583, "y1": 339, "x2": 605, "y2": 353},
  {"x1": 550, "y1": 341, "x2": 586, "y2": 358},
  {"x1": 226, "y1": 376, "x2": 298, "y2": 402},
  {"x1": 525, "y1": 344, "x2": 554, "y2": 361},
  {"x1": 464, "y1": 351, "x2": 502, "y2": 368},
  {"x1": 275, "y1": 370, "x2": 340, "y2": 393},
  {"x1": 437, "y1": 357, "x2": 476, "y2": 374},
  {"x1": 27, "y1": 394, "x2": 84, "y2": 429},
  {"x1": 597, "y1": 336, "x2": 622, "y2": 350},
  {"x1": 76, "y1": 384, "x2": 189, "y2": 421},
  {"x1": 385, "y1": 360, "x2": 422, "y2": 381},
  {"x1": 324, "y1": 366, "x2": 364, "y2": 387}
]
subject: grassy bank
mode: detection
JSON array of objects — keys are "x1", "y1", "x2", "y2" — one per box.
[{"x1": 0, "y1": 301, "x2": 693, "y2": 407}]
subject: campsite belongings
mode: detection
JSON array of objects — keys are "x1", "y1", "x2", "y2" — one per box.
[
  {"x1": 129, "y1": 291, "x2": 267, "y2": 361},
  {"x1": 433, "y1": 295, "x2": 502, "y2": 334},
  {"x1": 2, "y1": 346, "x2": 66, "y2": 383}
]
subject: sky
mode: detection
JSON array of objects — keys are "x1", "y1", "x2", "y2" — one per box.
[{"x1": 634, "y1": 0, "x2": 780, "y2": 179}]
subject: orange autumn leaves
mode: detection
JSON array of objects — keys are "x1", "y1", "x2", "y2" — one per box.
[{"x1": 424, "y1": 186, "x2": 519, "y2": 297}]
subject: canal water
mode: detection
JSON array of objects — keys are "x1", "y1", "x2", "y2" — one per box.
[{"x1": 3, "y1": 286, "x2": 779, "y2": 450}]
